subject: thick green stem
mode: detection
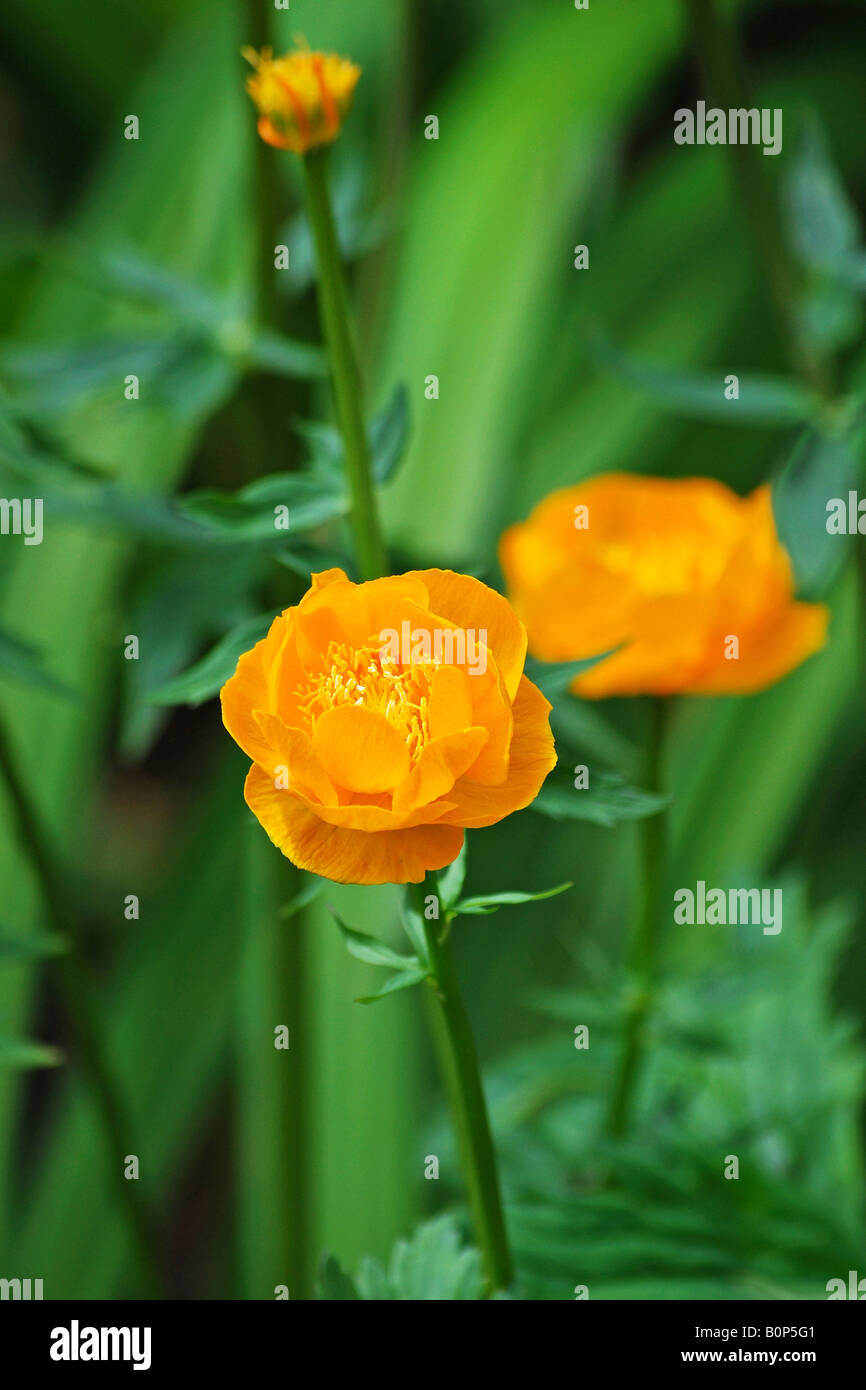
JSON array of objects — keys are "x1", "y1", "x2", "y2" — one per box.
[
  {"x1": 302, "y1": 148, "x2": 387, "y2": 581},
  {"x1": 413, "y1": 885, "x2": 512, "y2": 1294},
  {"x1": 606, "y1": 698, "x2": 669, "y2": 1139},
  {"x1": 0, "y1": 714, "x2": 165, "y2": 1298},
  {"x1": 681, "y1": 0, "x2": 833, "y2": 400}
]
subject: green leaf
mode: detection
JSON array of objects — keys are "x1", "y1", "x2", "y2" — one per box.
[
  {"x1": 591, "y1": 334, "x2": 817, "y2": 426},
  {"x1": 532, "y1": 767, "x2": 669, "y2": 828},
  {"x1": 785, "y1": 118, "x2": 863, "y2": 277},
  {"x1": 454, "y1": 882, "x2": 572, "y2": 916},
  {"x1": 316, "y1": 1253, "x2": 360, "y2": 1301},
  {"x1": 279, "y1": 877, "x2": 326, "y2": 922},
  {"x1": 179, "y1": 471, "x2": 348, "y2": 540},
  {"x1": 370, "y1": 383, "x2": 410, "y2": 484},
  {"x1": 0, "y1": 931, "x2": 66, "y2": 960},
  {"x1": 293, "y1": 384, "x2": 410, "y2": 488},
  {"x1": 245, "y1": 328, "x2": 327, "y2": 380},
  {"x1": 524, "y1": 651, "x2": 618, "y2": 698},
  {"x1": 434, "y1": 840, "x2": 468, "y2": 911},
  {"x1": 332, "y1": 913, "x2": 422, "y2": 973},
  {"x1": 356, "y1": 967, "x2": 431, "y2": 1005},
  {"x1": 149, "y1": 613, "x2": 274, "y2": 708},
  {"x1": 772, "y1": 425, "x2": 863, "y2": 598},
  {"x1": 0, "y1": 627, "x2": 74, "y2": 697},
  {"x1": 399, "y1": 889, "x2": 433, "y2": 967},
  {"x1": 0, "y1": 1038, "x2": 62, "y2": 1070},
  {"x1": 353, "y1": 1216, "x2": 485, "y2": 1301}
]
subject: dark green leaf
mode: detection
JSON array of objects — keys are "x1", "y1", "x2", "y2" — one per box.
[
  {"x1": 524, "y1": 651, "x2": 618, "y2": 698},
  {"x1": 785, "y1": 118, "x2": 863, "y2": 275},
  {"x1": 592, "y1": 334, "x2": 816, "y2": 426},
  {"x1": 772, "y1": 425, "x2": 862, "y2": 597},
  {"x1": 149, "y1": 613, "x2": 273, "y2": 707},
  {"x1": 316, "y1": 1253, "x2": 360, "y2": 1301},
  {"x1": 0, "y1": 931, "x2": 66, "y2": 960},
  {"x1": 532, "y1": 768, "x2": 669, "y2": 828}
]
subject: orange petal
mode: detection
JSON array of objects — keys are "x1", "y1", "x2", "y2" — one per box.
[
  {"x1": 244, "y1": 764, "x2": 464, "y2": 884},
  {"x1": 220, "y1": 614, "x2": 290, "y2": 765},
  {"x1": 688, "y1": 602, "x2": 829, "y2": 694},
  {"x1": 295, "y1": 573, "x2": 430, "y2": 667},
  {"x1": 252, "y1": 711, "x2": 338, "y2": 805},
  {"x1": 405, "y1": 569, "x2": 528, "y2": 700},
  {"x1": 392, "y1": 727, "x2": 489, "y2": 816},
  {"x1": 312, "y1": 705, "x2": 410, "y2": 793},
  {"x1": 441, "y1": 675, "x2": 556, "y2": 828},
  {"x1": 427, "y1": 663, "x2": 473, "y2": 739}
]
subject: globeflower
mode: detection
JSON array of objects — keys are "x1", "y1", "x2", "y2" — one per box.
[
  {"x1": 242, "y1": 45, "x2": 361, "y2": 153},
  {"x1": 220, "y1": 568, "x2": 557, "y2": 884},
  {"x1": 499, "y1": 474, "x2": 828, "y2": 698}
]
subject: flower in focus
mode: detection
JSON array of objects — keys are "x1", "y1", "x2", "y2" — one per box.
[
  {"x1": 220, "y1": 569, "x2": 557, "y2": 885},
  {"x1": 242, "y1": 45, "x2": 361, "y2": 153},
  {"x1": 499, "y1": 473, "x2": 828, "y2": 698}
]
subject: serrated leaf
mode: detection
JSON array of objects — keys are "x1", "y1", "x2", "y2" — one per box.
[
  {"x1": 149, "y1": 613, "x2": 273, "y2": 707},
  {"x1": 532, "y1": 768, "x2": 669, "y2": 828},
  {"x1": 454, "y1": 882, "x2": 572, "y2": 916},
  {"x1": 354, "y1": 1216, "x2": 485, "y2": 1301}
]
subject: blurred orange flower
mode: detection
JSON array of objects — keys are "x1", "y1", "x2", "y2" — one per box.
[
  {"x1": 499, "y1": 474, "x2": 828, "y2": 699},
  {"x1": 243, "y1": 45, "x2": 361, "y2": 154},
  {"x1": 221, "y1": 569, "x2": 556, "y2": 884}
]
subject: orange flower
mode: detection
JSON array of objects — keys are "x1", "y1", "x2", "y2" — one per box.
[
  {"x1": 499, "y1": 474, "x2": 828, "y2": 698},
  {"x1": 242, "y1": 45, "x2": 361, "y2": 154},
  {"x1": 220, "y1": 569, "x2": 557, "y2": 884}
]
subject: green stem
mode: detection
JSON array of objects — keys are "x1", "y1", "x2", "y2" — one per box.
[
  {"x1": 413, "y1": 884, "x2": 512, "y2": 1294},
  {"x1": 680, "y1": 0, "x2": 833, "y2": 400},
  {"x1": 0, "y1": 713, "x2": 165, "y2": 1298},
  {"x1": 302, "y1": 148, "x2": 387, "y2": 581},
  {"x1": 605, "y1": 697, "x2": 669, "y2": 1139}
]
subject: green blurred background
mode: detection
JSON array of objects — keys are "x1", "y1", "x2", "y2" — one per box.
[{"x1": 1, "y1": 0, "x2": 865, "y2": 1299}]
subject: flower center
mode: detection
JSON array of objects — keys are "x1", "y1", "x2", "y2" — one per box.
[{"x1": 297, "y1": 640, "x2": 433, "y2": 762}]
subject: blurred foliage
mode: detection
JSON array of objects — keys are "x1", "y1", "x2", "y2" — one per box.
[{"x1": 0, "y1": 0, "x2": 865, "y2": 1299}]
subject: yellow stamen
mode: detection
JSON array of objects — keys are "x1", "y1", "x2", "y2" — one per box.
[{"x1": 297, "y1": 641, "x2": 433, "y2": 763}]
